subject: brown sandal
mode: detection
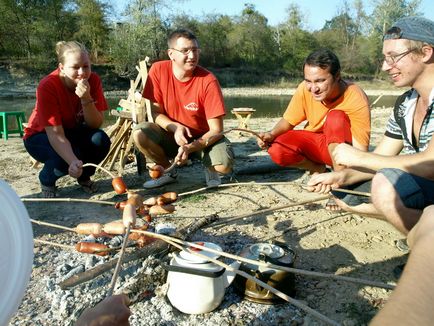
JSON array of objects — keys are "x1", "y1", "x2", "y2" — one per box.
[
  {"x1": 78, "y1": 179, "x2": 98, "y2": 194},
  {"x1": 41, "y1": 184, "x2": 57, "y2": 198}
]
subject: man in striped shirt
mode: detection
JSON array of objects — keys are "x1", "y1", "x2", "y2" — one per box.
[{"x1": 307, "y1": 16, "x2": 434, "y2": 235}]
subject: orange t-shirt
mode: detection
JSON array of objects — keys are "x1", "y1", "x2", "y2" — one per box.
[
  {"x1": 283, "y1": 81, "x2": 371, "y2": 147},
  {"x1": 143, "y1": 60, "x2": 226, "y2": 138}
]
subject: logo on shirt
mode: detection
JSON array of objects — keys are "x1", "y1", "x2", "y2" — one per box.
[{"x1": 184, "y1": 102, "x2": 199, "y2": 111}]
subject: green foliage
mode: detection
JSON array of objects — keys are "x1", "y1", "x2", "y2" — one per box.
[
  {"x1": 0, "y1": 0, "x2": 426, "y2": 85},
  {"x1": 180, "y1": 194, "x2": 207, "y2": 203},
  {"x1": 74, "y1": 0, "x2": 110, "y2": 62}
]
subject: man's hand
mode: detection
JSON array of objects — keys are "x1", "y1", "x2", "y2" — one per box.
[
  {"x1": 75, "y1": 294, "x2": 131, "y2": 326},
  {"x1": 305, "y1": 171, "x2": 343, "y2": 193},
  {"x1": 333, "y1": 143, "x2": 364, "y2": 167},
  {"x1": 173, "y1": 125, "x2": 192, "y2": 146},
  {"x1": 257, "y1": 132, "x2": 275, "y2": 150},
  {"x1": 69, "y1": 159, "x2": 83, "y2": 178},
  {"x1": 75, "y1": 79, "x2": 92, "y2": 100},
  {"x1": 174, "y1": 145, "x2": 190, "y2": 166}
]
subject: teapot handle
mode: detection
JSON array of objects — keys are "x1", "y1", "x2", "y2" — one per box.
[{"x1": 163, "y1": 263, "x2": 225, "y2": 278}]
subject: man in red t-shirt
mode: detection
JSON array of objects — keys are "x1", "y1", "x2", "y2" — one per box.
[{"x1": 133, "y1": 29, "x2": 234, "y2": 188}]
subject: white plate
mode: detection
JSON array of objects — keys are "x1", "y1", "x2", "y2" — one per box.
[
  {"x1": 178, "y1": 242, "x2": 222, "y2": 263},
  {"x1": 0, "y1": 180, "x2": 34, "y2": 325}
]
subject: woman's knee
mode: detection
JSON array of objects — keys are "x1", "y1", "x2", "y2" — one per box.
[{"x1": 90, "y1": 130, "x2": 111, "y2": 150}]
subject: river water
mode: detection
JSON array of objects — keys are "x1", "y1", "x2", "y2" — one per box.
[{"x1": 0, "y1": 94, "x2": 397, "y2": 128}]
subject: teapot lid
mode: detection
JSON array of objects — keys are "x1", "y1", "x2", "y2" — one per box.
[
  {"x1": 178, "y1": 242, "x2": 222, "y2": 263},
  {"x1": 249, "y1": 243, "x2": 284, "y2": 259}
]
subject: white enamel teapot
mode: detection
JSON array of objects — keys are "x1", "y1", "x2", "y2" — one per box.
[{"x1": 164, "y1": 242, "x2": 240, "y2": 314}]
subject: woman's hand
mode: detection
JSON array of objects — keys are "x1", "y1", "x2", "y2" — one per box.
[
  {"x1": 69, "y1": 159, "x2": 83, "y2": 178},
  {"x1": 76, "y1": 79, "x2": 92, "y2": 100}
]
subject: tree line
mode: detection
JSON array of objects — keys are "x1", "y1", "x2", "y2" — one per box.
[{"x1": 0, "y1": 0, "x2": 423, "y2": 86}]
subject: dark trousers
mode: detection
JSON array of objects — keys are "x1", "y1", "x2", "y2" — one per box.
[{"x1": 23, "y1": 126, "x2": 111, "y2": 187}]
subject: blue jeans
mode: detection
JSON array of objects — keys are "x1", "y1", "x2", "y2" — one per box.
[{"x1": 23, "y1": 127, "x2": 111, "y2": 187}]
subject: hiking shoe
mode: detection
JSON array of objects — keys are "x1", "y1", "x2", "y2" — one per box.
[
  {"x1": 205, "y1": 168, "x2": 221, "y2": 188},
  {"x1": 143, "y1": 173, "x2": 177, "y2": 189}
]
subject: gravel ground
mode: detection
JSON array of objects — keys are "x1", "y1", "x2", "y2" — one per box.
[{"x1": 2, "y1": 107, "x2": 409, "y2": 326}]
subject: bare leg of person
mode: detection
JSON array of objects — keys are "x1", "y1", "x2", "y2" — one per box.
[
  {"x1": 371, "y1": 173, "x2": 422, "y2": 235},
  {"x1": 291, "y1": 158, "x2": 327, "y2": 174},
  {"x1": 328, "y1": 143, "x2": 346, "y2": 171},
  {"x1": 132, "y1": 130, "x2": 171, "y2": 168}
]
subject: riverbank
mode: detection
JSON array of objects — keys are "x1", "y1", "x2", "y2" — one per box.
[{"x1": 0, "y1": 86, "x2": 404, "y2": 99}]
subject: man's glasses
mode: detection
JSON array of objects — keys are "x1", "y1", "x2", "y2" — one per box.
[
  {"x1": 170, "y1": 47, "x2": 201, "y2": 55},
  {"x1": 383, "y1": 48, "x2": 415, "y2": 66}
]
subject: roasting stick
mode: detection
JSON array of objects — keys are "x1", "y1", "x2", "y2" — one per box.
[
  {"x1": 152, "y1": 128, "x2": 264, "y2": 178},
  {"x1": 300, "y1": 186, "x2": 371, "y2": 197},
  {"x1": 29, "y1": 218, "x2": 394, "y2": 289},
  {"x1": 34, "y1": 239, "x2": 123, "y2": 255},
  {"x1": 82, "y1": 163, "x2": 117, "y2": 179},
  {"x1": 162, "y1": 237, "x2": 339, "y2": 326},
  {"x1": 107, "y1": 223, "x2": 132, "y2": 297},
  {"x1": 132, "y1": 229, "x2": 395, "y2": 290},
  {"x1": 211, "y1": 195, "x2": 331, "y2": 227},
  {"x1": 22, "y1": 197, "x2": 115, "y2": 205},
  {"x1": 31, "y1": 219, "x2": 76, "y2": 232}
]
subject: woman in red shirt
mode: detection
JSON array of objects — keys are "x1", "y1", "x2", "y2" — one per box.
[{"x1": 23, "y1": 41, "x2": 111, "y2": 197}]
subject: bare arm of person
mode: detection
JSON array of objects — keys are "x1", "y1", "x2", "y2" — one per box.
[
  {"x1": 257, "y1": 118, "x2": 294, "y2": 149},
  {"x1": 370, "y1": 206, "x2": 434, "y2": 326},
  {"x1": 305, "y1": 135, "x2": 401, "y2": 193},
  {"x1": 334, "y1": 135, "x2": 434, "y2": 179},
  {"x1": 306, "y1": 168, "x2": 375, "y2": 193},
  {"x1": 351, "y1": 137, "x2": 368, "y2": 151},
  {"x1": 175, "y1": 117, "x2": 223, "y2": 165},
  {"x1": 45, "y1": 125, "x2": 83, "y2": 178},
  {"x1": 75, "y1": 294, "x2": 131, "y2": 326},
  {"x1": 333, "y1": 135, "x2": 404, "y2": 170},
  {"x1": 152, "y1": 102, "x2": 192, "y2": 146},
  {"x1": 76, "y1": 79, "x2": 104, "y2": 128}
]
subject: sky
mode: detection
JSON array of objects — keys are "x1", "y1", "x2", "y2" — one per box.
[{"x1": 113, "y1": 0, "x2": 434, "y2": 31}]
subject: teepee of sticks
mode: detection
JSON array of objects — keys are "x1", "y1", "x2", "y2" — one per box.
[{"x1": 99, "y1": 58, "x2": 153, "y2": 175}]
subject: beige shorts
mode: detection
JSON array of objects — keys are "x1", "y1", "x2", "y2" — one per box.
[{"x1": 134, "y1": 122, "x2": 234, "y2": 168}]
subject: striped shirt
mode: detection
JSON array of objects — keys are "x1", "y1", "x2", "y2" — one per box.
[{"x1": 385, "y1": 88, "x2": 434, "y2": 154}]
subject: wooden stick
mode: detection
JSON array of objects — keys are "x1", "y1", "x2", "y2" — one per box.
[
  {"x1": 331, "y1": 187, "x2": 371, "y2": 197},
  {"x1": 34, "y1": 238, "x2": 74, "y2": 250},
  {"x1": 107, "y1": 223, "x2": 132, "y2": 296},
  {"x1": 31, "y1": 218, "x2": 76, "y2": 232},
  {"x1": 301, "y1": 186, "x2": 371, "y2": 197},
  {"x1": 22, "y1": 197, "x2": 115, "y2": 206},
  {"x1": 178, "y1": 181, "x2": 302, "y2": 197},
  {"x1": 132, "y1": 229, "x2": 395, "y2": 290},
  {"x1": 162, "y1": 237, "x2": 339, "y2": 326},
  {"x1": 34, "y1": 238, "x2": 123, "y2": 255},
  {"x1": 83, "y1": 163, "x2": 116, "y2": 179},
  {"x1": 211, "y1": 195, "x2": 331, "y2": 226},
  {"x1": 157, "y1": 128, "x2": 263, "y2": 177},
  {"x1": 59, "y1": 215, "x2": 218, "y2": 289},
  {"x1": 34, "y1": 217, "x2": 394, "y2": 292}
]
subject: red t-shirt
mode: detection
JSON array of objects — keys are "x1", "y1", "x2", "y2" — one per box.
[
  {"x1": 143, "y1": 60, "x2": 226, "y2": 138},
  {"x1": 24, "y1": 69, "x2": 108, "y2": 139}
]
